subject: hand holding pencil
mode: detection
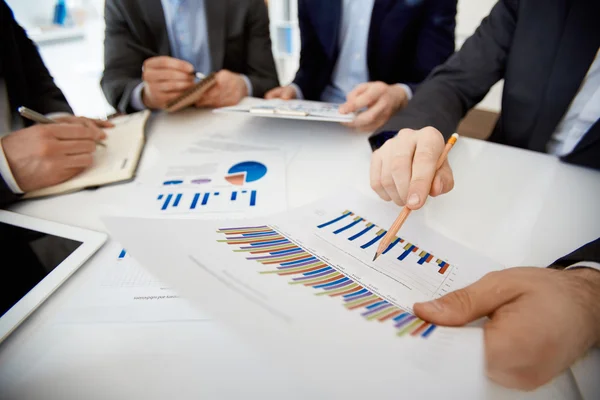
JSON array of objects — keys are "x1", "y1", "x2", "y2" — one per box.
[{"x1": 371, "y1": 128, "x2": 459, "y2": 260}]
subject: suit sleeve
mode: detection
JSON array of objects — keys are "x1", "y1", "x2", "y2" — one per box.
[
  {"x1": 550, "y1": 238, "x2": 600, "y2": 269},
  {"x1": 101, "y1": 0, "x2": 145, "y2": 114},
  {"x1": 370, "y1": 0, "x2": 518, "y2": 148},
  {"x1": 291, "y1": 0, "x2": 330, "y2": 100},
  {"x1": 244, "y1": 0, "x2": 280, "y2": 97},
  {"x1": 4, "y1": 4, "x2": 71, "y2": 115},
  {"x1": 0, "y1": 179, "x2": 19, "y2": 209},
  {"x1": 404, "y1": 0, "x2": 457, "y2": 93}
]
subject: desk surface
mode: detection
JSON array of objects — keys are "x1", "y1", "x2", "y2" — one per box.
[{"x1": 1, "y1": 106, "x2": 599, "y2": 399}]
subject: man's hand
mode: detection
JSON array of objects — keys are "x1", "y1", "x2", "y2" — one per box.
[
  {"x1": 142, "y1": 56, "x2": 195, "y2": 109},
  {"x1": 52, "y1": 115, "x2": 114, "y2": 141},
  {"x1": 414, "y1": 267, "x2": 600, "y2": 390},
  {"x1": 370, "y1": 127, "x2": 454, "y2": 209},
  {"x1": 196, "y1": 70, "x2": 248, "y2": 108},
  {"x1": 339, "y1": 82, "x2": 409, "y2": 132},
  {"x1": 264, "y1": 86, "x2": 297, "y2": 100},
  {"x1": 1, "y1": 123, "x2": 105, "y2": 192}
]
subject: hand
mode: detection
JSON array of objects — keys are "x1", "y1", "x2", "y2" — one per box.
[
  {"x1": 370, "y1": 127, "x2": 454, "y2": 208},
  {"x1": 195, "y1": 70, "x2": 248, "y2": 108},
  {"x1": 414, "y1": 267, "x2": 600, "y2": 390},
  {"x1": 1, "y1": 123, "x2": 105, "y2": 192},
  {"x1": 52, "y1": 115, "x2": 114, "y2": 142},
  {"x1": 264, "y1": 86, "x2": 297, "y2": 100},
  {"x1": 339, "y1": 82, "x2": 409, "y2": 132},
  {"x1": 142, "y1": 56, "x2": 195, "y2": 109}
]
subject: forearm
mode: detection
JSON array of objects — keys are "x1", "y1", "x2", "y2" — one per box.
[{"x1": 566, "y1": 267, "x2": 600, "y2": 347}]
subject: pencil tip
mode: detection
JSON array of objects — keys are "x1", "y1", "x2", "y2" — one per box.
[{"x1": 372, "y1": 254, "x2": 379, "y2": 262}]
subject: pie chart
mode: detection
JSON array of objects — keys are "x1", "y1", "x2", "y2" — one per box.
[{"x1": 225, "y1": 161, "x2": 267, "y2": 186}]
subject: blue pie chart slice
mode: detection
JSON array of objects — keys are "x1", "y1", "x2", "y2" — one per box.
[{"x1": 226, "y1": 161, "x2": 267, "y2": 185}]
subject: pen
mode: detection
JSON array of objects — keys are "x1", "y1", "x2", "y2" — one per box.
[
  {"x1": 373, "y1": 133, "x2": 459, "y2": 262},
  {"x1": 18, "y1": 106, "x2": 107, "y2": 148},
  {"x1": 126, "y1": 41, "x2": 206, "y2": 80}
]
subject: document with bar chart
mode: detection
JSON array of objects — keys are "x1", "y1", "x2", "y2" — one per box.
[
  {"x1": 103, "y1": 191, "x2": 504, "y2": 397},
  {"x1": 130, "y1": 152, "x2": 287, "y2": 217}
]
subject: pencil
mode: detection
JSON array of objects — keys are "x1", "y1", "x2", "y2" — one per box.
[
  {"x1": 126, "y1": 41, "x2": 206, "y2": 80},
  {"x1": 18, "y1": 106, "x2": 106, "y2": 148},
  {"x1": 373, "y1": 133, "x2": 459, "y2": 262}
]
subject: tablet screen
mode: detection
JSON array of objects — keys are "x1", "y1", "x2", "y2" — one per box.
[{"x1": 0, "y1": 222, "x2": 82, "y2": 317}]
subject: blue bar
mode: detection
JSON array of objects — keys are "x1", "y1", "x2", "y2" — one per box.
[
  {"x1": 333, "y1": 218, "x2": 363, "y2": 234},
  {"x1": 317, "y1": 211, "x2": 352, "y2": 229},
  {"x1": 366, "y1": 300, "x2": 387, "y2": 309},
  {"x1": 250, "y1": 190, "x2": 257, "y2": 207},
  {"x1": 313, "y1": 277, "x2": 349, "y2": 289},
  {"x1": 418, "y1": 253, "x2": 430, "y2": 265},
  {"x1": 383, "y1": 238, "x2": 400, "y2": 255},
  {"x1": 281, "y1": 256, "x2": 317, "y2": 266},
  {"x1": 348, "y1": 224, "x2": 375, "y2": 241},
  {"x1": 161, "y1": 194, "x2": 173, "y2": 210},
  {"x1": 173, "y1": 193, "x2": 182, "y2": 207},
  {"x1": 422, "y1": 325, "x2": 437, "y2": 338},
  {"x1": 271, "y1": 248, "x2": 302, "y2": 256},
  {"x1": 231, "y1": 191, "x2": 238, "y2": 201},
  {"x1": 398, "y1": 245, "x2": 414, "y2": 261},
  {"x1": 242, "y1": 190, "x2": 247, "y2": 193},
  {"x1": 190, "y1": 193, "x2": 200, "y2": 209},
  {"x1": 201, "y1": 193, "x2": 210, "y2": 206},
  {"x1": 343, "y1": 288, "x2": 368, "y2": 298},
  {"x1": 439, "y1": 261, "x2": 447, "y2": 268},
  {"x1": 214, "y1": 192, "x2": 220, "y2": 196},
  {"x1": 118, "y1": 249, "x2": 127, "y2": 259},
  {"x1": 303, "y1": 266, "x2": 333, "y2": 276},
  {"x1": 249, "y1": 239, "x2": 288, "y2": 246},
  {"x1": 361, "y1": 232, "x2": 384, "y2": 249},
  {"x1": 157, "y1": 194, "x2": 163, "y2": 200},
  {"x1": 393, "y1": 312, "x2": 410, "y2": 322}
]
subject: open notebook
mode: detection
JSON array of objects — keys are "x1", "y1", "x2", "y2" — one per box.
[{"x1": 24, "y1": 110, "x2": 151, "y2": 199}]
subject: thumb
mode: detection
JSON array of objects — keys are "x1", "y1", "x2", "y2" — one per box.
[
  {"x1": 281, "y1": 88, "x2": 293, "y2": 100},
  {"x1": 429, "y1": 160, "x2": 454, "y2": 197},
  {"x1": 265, "y1": 87, "x2": 280, "y2": 99},
  {"x1": 413, "y1": 271, "x2": 519, "y2": 326}
]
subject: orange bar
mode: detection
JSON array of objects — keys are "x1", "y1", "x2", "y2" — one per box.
[
  {"x1": 439, "y1": 264, "x2": 450, "y2": 274},
  {"x1": 411, "y1": 322, "x2": 430, "y2": 336},
  {"x1": 303, "y1": 274, "x2": 344, "y2": 287},
  {"x1": 277, "y1": 264, "x2": 328, "y2": 276},
  {"x1": 411, "y1": 247, "x2": 418, "y2": 253},
  {"x1": 346, "y1": 298, "x2": 381, "y2": 310},
  {"x1": 378, "y1": 309, "x2": 402, "y2": 322},
  {"x1": 426, "y1": 254, "x2": 434, "y2": 263}
]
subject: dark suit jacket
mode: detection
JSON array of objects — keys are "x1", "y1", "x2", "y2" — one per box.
[
  {"x1": 369, "y1": 0, "x2": 600, "y2": 171},
  {"x1": 101, "y1": 0, "x2": 280, "y2": 113},
  {"x1": 0, "y1": 1, "x2": 72, "y2": 208},
  {"x1": 292, "y1": 0, "x2": 457, "y2": 101}
]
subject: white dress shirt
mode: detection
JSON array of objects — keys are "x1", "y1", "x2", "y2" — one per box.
[{"x1": 292, "y1": 0, "x2": 412, "y2": 103}]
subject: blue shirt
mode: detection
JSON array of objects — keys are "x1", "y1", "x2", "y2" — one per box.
[{"x1": 320, "y1": 0, "x2": 375, "y2": 103}]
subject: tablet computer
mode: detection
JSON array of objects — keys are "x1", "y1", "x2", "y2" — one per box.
[{"x1": 0, "y1": 210, "x2": 107, "y2": 342}]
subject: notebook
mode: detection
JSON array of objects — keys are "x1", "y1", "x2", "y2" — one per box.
[
  {"x1": 214, "y1": 99, "x2": 356, "y2": 123},
  {"x1": 165, "y1": 73, "x2": 217, "y2": 113},
  {"x1": 24, "y1": 110, "x2": 151, "y2": 199}
]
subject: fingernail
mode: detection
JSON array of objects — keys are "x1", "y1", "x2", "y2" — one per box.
[
  {"x1": 408, "y1": 193, "x2": 420, "y2": 206},
  {"x1": 420, "y1": 300, "x2": 444, "y2": 313}
]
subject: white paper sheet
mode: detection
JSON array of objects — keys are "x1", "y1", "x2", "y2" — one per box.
[
  {"x1": 102, "y1": 192, "x2": 579, "y2": 398},
  {"x1": 57, "y1": 241, "x2": 207, "y2": 323}
]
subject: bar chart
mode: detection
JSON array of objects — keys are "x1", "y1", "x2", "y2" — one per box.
[
  {"x1": 315, "y1": 210, "x2": 458, "y2": 300},
  {"x1": 217, "y1": 225, "x2": 437, "y2": 339},
  {"x1": 156, "y1": 189, "x2": 258, "y2": 211}
]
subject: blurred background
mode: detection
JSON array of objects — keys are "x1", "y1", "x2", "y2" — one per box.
[{"x1": 5, "y1": 0, "x2": 502, "y2": 128}]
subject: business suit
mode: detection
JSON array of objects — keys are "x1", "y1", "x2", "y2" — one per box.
[
  {"x1": 101, "y1": 0, "x2": 279, "y2": 114},
  {"x1": 293, "y1": 0, "x2": 457, "y2": 101},
  {"x1": 369, "y1": 0, "x2": 600, "y2": 263},
  {"x1": 0, "y1": 1, "x2": 72, "y2": 208}
]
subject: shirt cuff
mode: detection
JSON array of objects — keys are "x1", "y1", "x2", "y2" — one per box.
[
  {"x1": 131, "y1": 82, "x2": 147, "y2": 111},
  {"x1": 45, "y1": 112, "x2": 73, "y2": 120},
  {"x1": 565, "y1": 262, "x2": 600, "y2": 273},
  {"x1": 289, "y1": 83, "x2": 304, "y2": 100},
  {"x1": 0, "y1": 137, "x2": 24, "y2": 194},
  {"x1": 241, "y1": 74, "x2": 253, "y2": 97},
  {"x1": 396, "y1": 84, "x2": 413, "y2": 101}
]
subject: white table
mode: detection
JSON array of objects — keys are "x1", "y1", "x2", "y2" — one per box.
[{"x1": 1, "y1": 107, "x2": 599, "y2": 399}]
